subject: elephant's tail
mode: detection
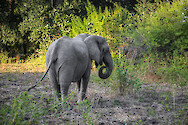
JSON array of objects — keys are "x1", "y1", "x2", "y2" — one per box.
[{"x1": 28, "y1": 59, "x2": 55, "y2": 91}]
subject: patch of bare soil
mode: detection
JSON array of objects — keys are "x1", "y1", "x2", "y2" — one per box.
[{"x1": 0, "y1": 72, "x2": 187, "y2": 124}]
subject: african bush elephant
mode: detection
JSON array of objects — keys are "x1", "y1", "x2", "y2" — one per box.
[{"x1": 29, "y1": 33, "x2": 113, "y2": 102}]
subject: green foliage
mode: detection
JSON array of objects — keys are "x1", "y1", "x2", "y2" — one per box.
[
  {"x1": 0, "y1": 0, "x2": 49, "y2": 57},
  {"x1": 0, "y1": 91, "x2": 96, "y2": 124},
  {"x1": 77, "y1": 99, "x2": 94, "y2": 124},
  {"x1": 0, "y1": 0, "x2": 187, "y2": 94},
  {"x1": 157, "y1": 55, "x2": 188, "y2": 86},
  {"x1": 111, "y1": 51, "x2": 143, "y2": 94},
  {"x1": 0, "y1": 0, "x2": 129, "y2": 56},
  {"x1": 69, "y1": 0, "x2": 129, "y2": 44},
  {"x1": 0, "y1": 52, "x2": 14, "y2": 63},
  {"x1": 0, "y1": 92, "x2": 47, "y2": 124},
  {"x1": 134, "y1": 0, "x2": 188, "y2": 57},
  {"x1": 0, "y1": 0, "x2": 86, "y2": 57},
  {"x1": 124, "y1": 0, "x2": 188, "y2": 87},
  {"x1": 1, "y1": 0, "x2": 187, "y2": 124}
]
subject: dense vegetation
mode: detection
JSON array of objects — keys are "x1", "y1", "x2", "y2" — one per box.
[
  {"x1": 1, "y1": 0, "x2": 187, "y2": 86},
  {"x1": 0, "y1": 0, "x2": 187, "y2": 124}
]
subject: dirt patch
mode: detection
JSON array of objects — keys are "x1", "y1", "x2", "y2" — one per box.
[{"x1": 0, "y1": 72, "x2": 187, "y2": 124}]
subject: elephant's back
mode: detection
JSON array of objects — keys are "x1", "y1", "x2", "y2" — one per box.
[
  {"x1": 46, "y1": 37, "x2": 89, "y2": 67},
  {"x1": 72, "y1": 40, "x2": 89, "y2": 60}
]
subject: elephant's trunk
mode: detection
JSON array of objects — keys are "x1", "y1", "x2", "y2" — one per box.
[{"x1": 99, "y1": 51, "x2": 113, "y2": 79}]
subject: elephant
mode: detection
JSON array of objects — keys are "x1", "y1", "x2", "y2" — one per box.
[{"x1": 28, "y1": 33, "x2": 113, "y2": 102}]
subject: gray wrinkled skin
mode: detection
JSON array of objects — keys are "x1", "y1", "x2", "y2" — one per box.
[{"x1": 30, "y1": 33, "x2": 113, "y2": 102}]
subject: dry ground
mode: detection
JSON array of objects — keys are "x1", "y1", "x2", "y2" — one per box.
[{"x1": 0, "y1": 63, "x2": 187, "y2": 124}]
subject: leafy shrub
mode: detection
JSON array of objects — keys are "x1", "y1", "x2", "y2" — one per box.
[
  {"x1": 124, "y1": 0, "x2": 188, "y2": 87},
  {"x1": 134, "y1": 0, "x2": 188, "y2": 58},
  {"x1": 69, "y1": 0, "x2": 129, "y2": 45},
  {"x1": 0, "y1": 91, "x2": 96, "y2": 125},
  {"x1": 0, "y1": 0, "x2": 87, "y2": 57}
]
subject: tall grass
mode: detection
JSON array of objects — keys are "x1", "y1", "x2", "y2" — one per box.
[{"x1": 0, "y1": 91, "x2": 96, "y2": 124}]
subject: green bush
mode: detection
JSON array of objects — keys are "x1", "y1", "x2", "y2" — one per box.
[
  {"x1": 0, "y1": 92, "x2": 47, "y2": 124},
  {"x1": 1, "y1": 0, "x2": 187, "y2": 92},
  {"x1": 0, "y1": 91, "x2": 96, "y2": 125},
  {"x1": 122, "y1": 0, "x2": 188, "y2": 87},
  {"x1": 0, "y1": 0, "x2": 87, "y2": 57},
  {"x1": 134, "y1": 0, "x2": 188, "y2": 58},
  {"x1": 69, "y1": 0, "x2": 129, "y2": 40}
]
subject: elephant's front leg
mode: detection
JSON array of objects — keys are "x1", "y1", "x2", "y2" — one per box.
[
  {"x1": 77, "y1": 77, "x2": 89, "y2": 103},
  {"x1": 80, "y1": 77, "x2": 89, "y2": 100},
  {"x1": 79, "y1": 65, "x2": 91, "y2": 102},
  {"x1": 77, "y1": 79, "x2": 81, "y2": 92}
]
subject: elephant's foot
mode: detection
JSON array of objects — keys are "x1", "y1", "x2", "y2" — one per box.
[
  {"x1": 77, "y1": 92, "x2": 82, "y2": 103},
  {"x1": 77, "y1": 98, "x2": 87, "y2": 103},
  {"x1": 77, "y1": 91, "x2": 86, "y2": 103}
]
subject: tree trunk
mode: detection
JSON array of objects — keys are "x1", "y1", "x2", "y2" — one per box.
[{"x1": 9, "y1": 0, "x2": 15, "y2": 14}]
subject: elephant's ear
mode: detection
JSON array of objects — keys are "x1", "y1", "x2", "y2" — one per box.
[{"x1": 84, "y1": 35, "x2": 105, "y2": 65}]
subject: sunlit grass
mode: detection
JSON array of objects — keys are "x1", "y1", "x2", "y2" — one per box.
[{"x1": 0, "y1": 55, "x2": 46, "y2": 73}]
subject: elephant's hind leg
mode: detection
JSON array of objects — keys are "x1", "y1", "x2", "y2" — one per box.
[
  {"x1": 53, "y1": 83, "x2": 61, "y2": 100},
  {"x1": 48, "y1": 68, "x2": 61, "y2": 100},
  {"x1": 58, "y1": 68, "x2": 73, "y2": 102},
  {"x1": 59, "y1": 82, "x2": 71, "y2": 101}
]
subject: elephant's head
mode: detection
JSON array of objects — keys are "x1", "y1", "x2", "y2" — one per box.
[{"x1": 84, "y1": 35, "x2": 113, "y2": 79}]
